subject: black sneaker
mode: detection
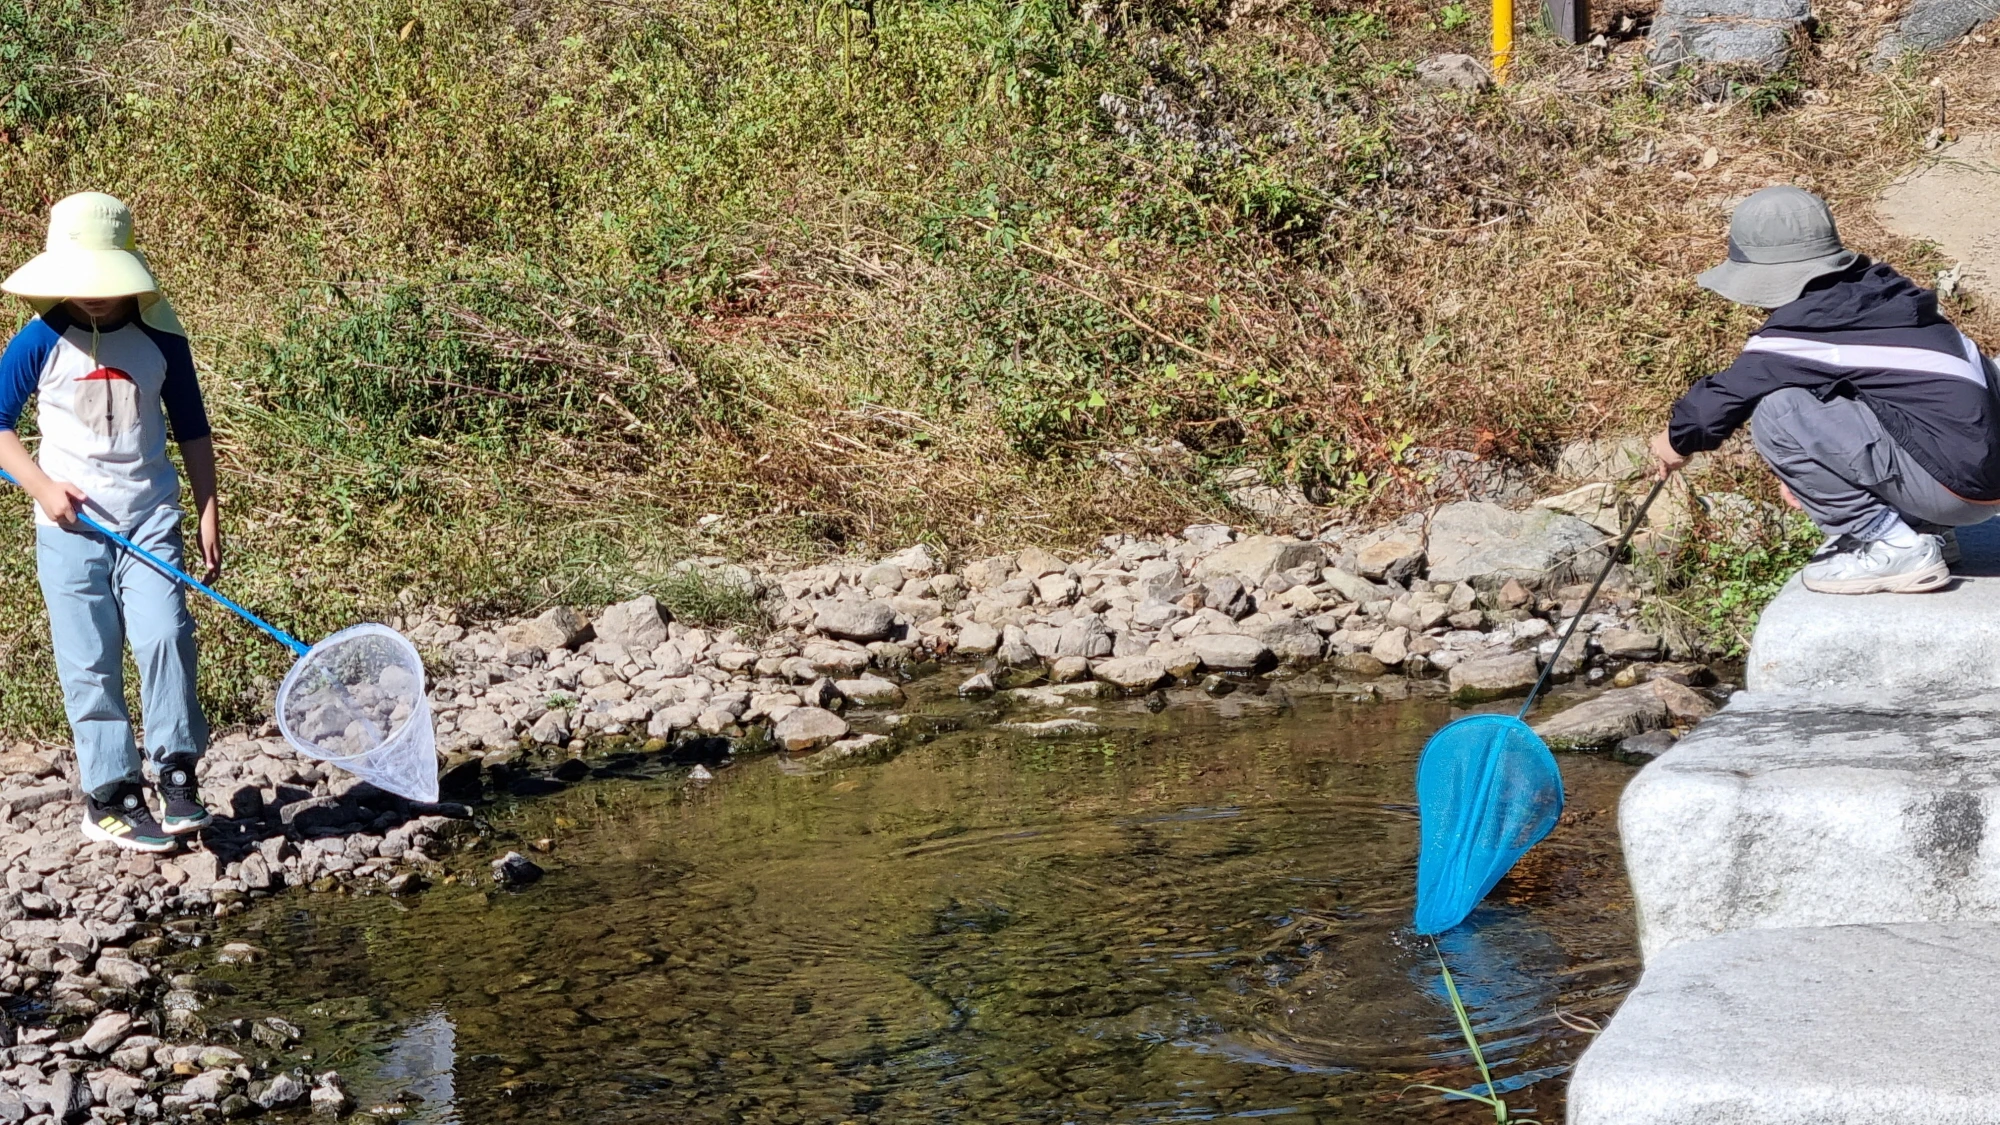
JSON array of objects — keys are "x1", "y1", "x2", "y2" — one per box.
[
  {"x1": 156, "y1": 755, "x2": 212, "y2": 835},
  {"x1": 82, "y1": 782, "x2": 176, "y2": 853}
]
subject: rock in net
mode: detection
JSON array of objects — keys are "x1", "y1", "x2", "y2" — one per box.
[{"x1": 276, "y1": 623, "x2": 437, "y2": 803}]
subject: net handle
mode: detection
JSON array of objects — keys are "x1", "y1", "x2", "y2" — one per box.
[
  {"x1": 1515, "y1": 475, "x2": 1668, "y2": 720},
  {"x1": 1, "y1": 468, "x2": 311, "y2": 657}
]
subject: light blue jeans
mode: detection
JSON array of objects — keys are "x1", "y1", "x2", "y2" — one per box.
[{"x1": 36, "y1": 505, "x2": 207, "y2": 799}]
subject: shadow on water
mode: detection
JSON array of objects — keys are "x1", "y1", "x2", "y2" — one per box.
[{"x1": 188, "y1": 683, "x2": 1640, "y2": 1123}]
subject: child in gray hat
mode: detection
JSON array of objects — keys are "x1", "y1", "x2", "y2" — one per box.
[{"x1": 1652, "y1": 185, "x2": 1999, "y2": 594}]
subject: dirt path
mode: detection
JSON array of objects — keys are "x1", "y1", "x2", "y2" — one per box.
[{"x1": 1879, "y1": 132, "x2": 2000, "y2": 297}]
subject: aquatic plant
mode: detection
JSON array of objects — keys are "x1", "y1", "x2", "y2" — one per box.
[{"x1": 1407, "y1": 941, "x2": 1533, "y2": 1123}]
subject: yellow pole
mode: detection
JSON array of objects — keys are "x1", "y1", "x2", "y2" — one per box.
[{"x1": 1492, "y1": 0, "x2": 1513, "y2": 85}]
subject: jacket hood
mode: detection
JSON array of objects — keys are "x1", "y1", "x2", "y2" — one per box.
[{"x1": 1761, "y1": 260, "x2": 1943, "y2": 334}]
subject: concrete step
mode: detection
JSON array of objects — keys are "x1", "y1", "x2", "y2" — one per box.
[
  {"x1": 1748, "y1": 518, "x2": 2000, "y2": 696},
  {"x1": 1620, "y1": 691, "x2": 2000, "y2": 960},
  {"x1": 1568, "y1": 921, "x2": 2000, "y2": 1125}
]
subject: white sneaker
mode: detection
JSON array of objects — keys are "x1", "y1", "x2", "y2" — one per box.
[{"x1": 1801, "y1": 536, "x2": 1949, "y2": 594}]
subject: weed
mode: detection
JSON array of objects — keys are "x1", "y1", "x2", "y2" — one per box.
[
  {"x1": 1407, "y1": 943, "x2": 1533, "y2": 1122},
  {"x1": 654, "y1": 565, "x2": 765, "y2": 631}
]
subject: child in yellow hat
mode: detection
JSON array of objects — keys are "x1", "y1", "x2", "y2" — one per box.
[{"x1": 0, "y1": 192, "x2": 218, "y2": 852}]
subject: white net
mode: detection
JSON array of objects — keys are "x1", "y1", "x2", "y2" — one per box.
[{"x1": 276, "y1": 623, "x2": 438, "y2": 803}]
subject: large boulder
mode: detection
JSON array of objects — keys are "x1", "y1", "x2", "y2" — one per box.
[
  {"x1": 1425, "y1": 502, "x2": 1606, "y2": 591},
  {"x1": 595, "y1": 595, "x2": 671, "y2": 650},
  {"x1": 1195, "y1": 536, "x2": 1323, "y2": 586}
]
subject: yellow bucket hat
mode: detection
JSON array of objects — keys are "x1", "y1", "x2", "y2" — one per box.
[{"x1": 1, "y1": 192, "x2": 184, "y2": 336}]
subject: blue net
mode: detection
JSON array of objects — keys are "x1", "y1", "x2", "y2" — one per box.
[{"x1": 1413, "y1": 714, "x2": 1564, "y2": 935}]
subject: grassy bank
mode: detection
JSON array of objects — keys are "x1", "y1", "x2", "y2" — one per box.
[{"x1": 0, "y1": 0, "x2": 1989, "y2": 737}]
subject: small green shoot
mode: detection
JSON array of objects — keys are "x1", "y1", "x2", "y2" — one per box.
[{"x1": 1405, "y1": 941, "x2": 1533, "y2": 1122}]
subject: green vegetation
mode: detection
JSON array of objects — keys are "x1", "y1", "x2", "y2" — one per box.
[
  {"x1": 0, "y1": 0, "x2": 1973, "y2": 737},
  {"x1": 1409, "y1": 944, "x2": 1529, "y2": 1121}
]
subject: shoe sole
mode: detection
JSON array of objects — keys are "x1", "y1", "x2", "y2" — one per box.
[
  {"x1": 161, "y1": 811, "x2": 212, "y2": 836},
  {"x1": 1802, "y1": 561, "x2": 1951, "y2": 595},
  {"x1": 81, "y1": 817, "x2": 177, "y2": 853}
]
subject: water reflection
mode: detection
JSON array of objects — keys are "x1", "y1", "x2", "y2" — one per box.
[
  {"x1": 374, "y1": 1010, "x2": 457, "y2": 1123},
  {"x1": 195, "y1": 685, "x2": 1638, "y2": 1123}
]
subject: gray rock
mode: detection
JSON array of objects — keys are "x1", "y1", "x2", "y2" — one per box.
[
  {"x1": 251, "y1": 1073, "x2": 308, "y2": 1110},
  {"x1": 1258, "y1": 621, "x2": 1324, "y2": 664},
  {"x1": 1132, "y1": 600, "x2": 1187, "y2": 629},
  {"x1": 528, "y1": 709, "x2": 572, "y2": 746},
  {"x1": 774, "y1": 707, "x2": 849, "y2": 751},
  {"x1": 1597, "y1": 628, "x2": 1662, "y2": 660},
  {"x1": 1885, "y1": 0, "x2": 2000, "y2": 52},
  {"x1": 1647, "y1": 7, "x2": 1796, "y2": 72},
  {"x1": 1416, "y1": 52, "x2": 1491, "y2": 90},
  {"x1": 956, "y1": 623, "x2": 1000, "y2": 654},
  {"x1": 1447, "y1": 652, "x2": 1542, "y2": 701},
  {"x1": 1570, "y1": 922, "x2": 2000, "y2": 1124},
  {"x1": 491, "y1": 852, "x2": 544, "y2": 887},
  {"x1": 1322, "y1": 568, "x2": 1387, "y2": 604},
  {"x1": 1014, "y1": 546, "x2": 1069, "y2": 579},
  {"x1": 173, "y1": 851, "x2": 220, "y2": 893},
  {"x1": 516, "y1": 606, "x2": 589, "y2": 651},
  {"x1": 108, "y1": 1035, "x2": 159, "y2": 1073},
  {"x1": 595, "y1": 595, "x2": 671, "y2": 650},
  {"x1": 1187, "y1": 634, "x2": 1273, "y2": 673},
  {"x1": 93, "y1": 956, "x2": 149, "y2": 990},
  {"x1": 1195, "y1": 536, "x2": 1322, "y2": 585},
  {"x1": 91, "y1": 1068, "x2": 146, "y2": 1113},
  {"x1": 1355, "y1": 533, "x2": 1425, "y2": 583},
  {"x1": 311, "y1": 1078, "x2": 351, "y2": 1116},
  {"x1": 834, "y1": 676, "x2": 905, "y2": 706},
  {"x1": 48, "y1": 1066, "x2": 88, "y2": 1123},
  {"x1": 181, "y1": 1068, "x2": 234, "y2": 1102},
  {"x1": 1425, "y1": 502, "x2": 1606, "y2": 590},
  {"x1": 1092, "y1": 656, "x2": 1169, "y2": 691},
  {"x1": 1048, "y1": 655, "x2": 1091, "y2": 683},
  {"x1": 1532, "y1": 685, "x2": 1671, "y2": 748},
  {"x1": 1148, "y1": 644, "x2": 1202, "y2": 678},
  {"x1": 78, "y1": 1012, "x2": 135, "y2": 1055},
  {"x1": 1748, "y1": 561, "x2": 2000, "y2": 696},
  {"x1": 815, "y1": 600, "x2": 896, "y2": 643},
  {"x1": 1369, "y1": 626, "x2": 1409, "y2": 668},
  {"x1": 1617, "y1": 728, "x2": 1677, "y2": 764},
  {"x1": 237, "y1": 852, "x2": 274, "y2": 892},
  {"x1": 1056, "y1": 615, "x2": 1115, "y2": 659},
  {"x1": 957, "y1": 672, "x2": 995, "y2": 696},
  {"x1": 1622, "y1": 693, "x2": 2000, "y2": 959},
  {"x1": 994, "y1": 719, "x2": 1104, "y2": 738},
  {"x1": 860, "y1": 562, "x2": 906, "y2": 591}
]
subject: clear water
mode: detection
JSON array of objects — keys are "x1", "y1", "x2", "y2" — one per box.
[{"x1": 194, "y1": 679, "x2": 1640, "y2": 1124}]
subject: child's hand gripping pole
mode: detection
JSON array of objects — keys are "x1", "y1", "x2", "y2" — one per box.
[{"x1": 0, "y1": 468, "x2": 310, "y2": 657}]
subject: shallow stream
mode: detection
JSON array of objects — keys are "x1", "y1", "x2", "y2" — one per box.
[{"x1": 197, "y1": 680, "x2": 1640, "y2": 1123}]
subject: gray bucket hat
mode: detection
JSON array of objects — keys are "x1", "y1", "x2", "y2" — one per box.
[{"x1": 1697, "y1": 186, "x2": 1859, "y2": 308}]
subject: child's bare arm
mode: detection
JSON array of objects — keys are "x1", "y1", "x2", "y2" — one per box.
[
  {"x1": 180, "y1": 435, "x2": 221, "y2": 583},
  {"x1": 0, "y1": 430, "x2": 87, "y2": 526}
]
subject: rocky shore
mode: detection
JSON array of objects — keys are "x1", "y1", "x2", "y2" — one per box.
[{"x1": 0, "y1": 452, "x2": 1743, "y2": 1122}]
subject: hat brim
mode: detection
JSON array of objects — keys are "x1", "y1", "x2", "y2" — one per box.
[
  {"x1": 2, "y1": 248, "x2": 160, "y2": 301},
  {"x1": 1697, "y1": 249, "x2": 1859, "y2": 308}
]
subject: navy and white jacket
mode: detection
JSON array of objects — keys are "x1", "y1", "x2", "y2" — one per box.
[
  {"x1": 0, "y1": 308, "x2": 210, "y2": 530},
  {"x1": 1668, "y1": 261, "x2": 2000, "y2": 501}
]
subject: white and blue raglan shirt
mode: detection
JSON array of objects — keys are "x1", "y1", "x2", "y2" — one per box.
[{"x1": 0, "y1": 308, "x2": 210, "y2": 530}]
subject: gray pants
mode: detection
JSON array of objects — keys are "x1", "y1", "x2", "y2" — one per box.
[{"x1": 1750, "y1": 387, "x2": 1997, "y2": 538}]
